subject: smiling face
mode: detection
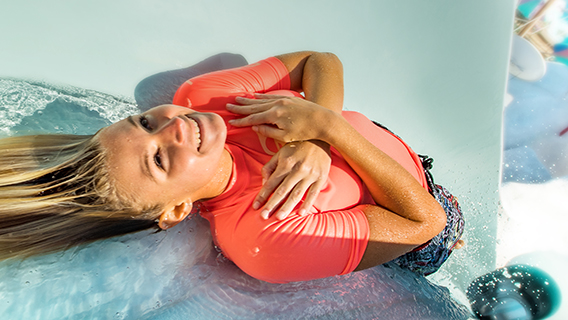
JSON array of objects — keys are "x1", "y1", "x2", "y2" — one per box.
[{"x1": 98, "y1": 104, "x2": 232, "y2": 215}]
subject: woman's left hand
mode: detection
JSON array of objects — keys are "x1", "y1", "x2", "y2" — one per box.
[
  {"x1": 252, "y1": 140, "x2": 331, "y2": 220},
  {"x1": 227, "y1": 94, "x2": 336, "y2": 143}
]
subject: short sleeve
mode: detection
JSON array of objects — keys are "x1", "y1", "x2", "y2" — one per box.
[
  {"x1": 218, "y1": 206, "x2": 370, "y2": 284},
  {"x1": 172, "y1": 57, "x2": 292, "y2": 113}
]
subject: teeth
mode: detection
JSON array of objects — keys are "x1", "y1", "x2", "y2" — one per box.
[{"x1": 185, "y1": 116, "x2": 201, "y2": 149}]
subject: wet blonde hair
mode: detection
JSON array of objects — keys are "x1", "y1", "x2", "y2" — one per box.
[{"x1": 0, "y1": 134, "x2": 161, "y2": 261}]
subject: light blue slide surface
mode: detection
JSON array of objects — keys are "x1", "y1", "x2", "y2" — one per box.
[{"x1": 0, "y1": 1, "x2": 516, "y2": 318}]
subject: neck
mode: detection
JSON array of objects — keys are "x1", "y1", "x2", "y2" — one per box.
[{"x1": 201, "y1": 148, "x2": 233, "y2": 200}]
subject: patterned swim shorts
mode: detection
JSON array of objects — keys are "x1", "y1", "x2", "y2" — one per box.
[
  {"x1": 390, "y1": 155, "x2": 465, "y2": 276},
  {"x1": 371, "y1": 121, "x2": 465, "y2": 276}
]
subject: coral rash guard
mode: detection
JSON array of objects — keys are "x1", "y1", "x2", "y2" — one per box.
[{"x1": 172, "y1": 57, "x2": 428, "y2": 283}]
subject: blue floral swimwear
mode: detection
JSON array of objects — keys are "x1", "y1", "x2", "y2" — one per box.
[
  {"x1": 372, "y1": 122, "x2": 465, "y2": 276},
  {"x1": 392, "y1": 177, "x2": 465, "y2": 276}
]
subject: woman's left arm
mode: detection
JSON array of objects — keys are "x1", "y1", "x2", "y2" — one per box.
[
  {"x1": 227, "y1": 96, "x2": 447, "y2": 269},
  {"x1": 275, "y1": 51, "x2": 344, "y2": 114},
  {"x1": 246, "y1": 51, "x2": 344, "y2": 220}
]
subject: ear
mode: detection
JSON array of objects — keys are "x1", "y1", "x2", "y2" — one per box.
[{"x1": 158, "y1": 200, "x2": 193, "y2": 230}]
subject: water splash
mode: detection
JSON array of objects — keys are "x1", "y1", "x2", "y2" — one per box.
[{"x1": 0, "y1": 78, "x2": 138, "y2": 136}]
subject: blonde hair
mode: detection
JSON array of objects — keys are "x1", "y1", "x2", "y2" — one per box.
[{"x1": 0, "y1": 134, "x2": 161, "y2": 261}]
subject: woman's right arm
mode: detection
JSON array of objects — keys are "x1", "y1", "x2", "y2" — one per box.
[{"x1": 227, "y1": 97, "x2": 447, "y2": 269}]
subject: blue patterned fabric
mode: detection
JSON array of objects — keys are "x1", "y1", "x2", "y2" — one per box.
[
  {"x1": 391, "y1": 182, "x2": 465, "y2": 276},
  {"x1": 371, "y1": 120, "x2": 465, "y2": 276}
]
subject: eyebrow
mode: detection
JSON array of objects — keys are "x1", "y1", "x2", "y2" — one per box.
[
  {"x1": 127, "y1": 115, "x2": 136, "y2": 128},
  {"x1": 143, "y1": 150, "x2": 157, "y2": 183},
  {"x1": 128, "y1": 115, "x2": 157, "y2": 183}
]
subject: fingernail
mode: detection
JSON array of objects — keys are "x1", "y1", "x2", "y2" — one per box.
[
  {"x1": 299, "y1": 209, "x2": 307, "y2": 216},
  {"x1": 253, "y1": 201, "x2": 260, "y2": 210},
  {"x1": 228, "y1": 119, "x2": 235, "y2": 124},
  {"x1": 261, "y1": 209, "x2": 269, "y2": 219},
  {"x1": 276, "y1": 211, "x2": 288, "y2": 220},
  {"x1": 261, "y1": 178, "x2": 266, "y2": 185},
  {"x1": 252, "y1": 126, "x2": 258, "y2": 132}
]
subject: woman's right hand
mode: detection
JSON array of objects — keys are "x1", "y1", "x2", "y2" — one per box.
[
  {"x1": 227, "y1": 94, "x2": 339, "y2": 143},
  {"x1": 253, "y1": 140, "x2": 331, "y2": 220}
]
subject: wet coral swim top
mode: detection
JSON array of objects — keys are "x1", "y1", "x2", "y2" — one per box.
[{"x1": 173, "y1": 57, "x2": 427, "y2": 283}]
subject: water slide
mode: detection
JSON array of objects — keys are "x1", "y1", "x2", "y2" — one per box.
[{"x1": 0, "y1": 1, "x2": 519, "y2": 318}]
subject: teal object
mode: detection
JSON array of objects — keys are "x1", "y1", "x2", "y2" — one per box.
[
  {"x1": 518, "y1": 0, "x2": 543, "y2": 18},
  {"x1": 467, "y1": 265, "x2": 562, "y2": 320}
]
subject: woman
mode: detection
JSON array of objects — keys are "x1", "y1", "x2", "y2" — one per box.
[{"x1": 0, "y1": 51, "x2": 463, "y2": 283}]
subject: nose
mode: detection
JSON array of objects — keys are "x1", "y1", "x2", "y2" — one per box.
[{"x1": 159, "y1": 116, "x2": 186, "y2": 144}]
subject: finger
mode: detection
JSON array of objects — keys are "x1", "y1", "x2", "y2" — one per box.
[
  {"x1": 233, "y1": 94, "x2": 289, "y2": 105},
  {"x1": 257, "y1": 172, "x2": 285, "y2": 208},
  {"x1": 298, "y1": 180, "x2": 324, "y2": 216},
  {"x1": 253, "y1": 124, "x2": 287, "y2": 141},
  {"x1": 235, "y1": 95, "x2": 274, "y2": 106},
  {"x1": 261, "y1": 156, "x2": 278, "y2": 183},
  {"x1": 261, "y1": 173, "x2": 303, "y2": 219},
  {"x1": 258, "y1": 167, "x2": 297, "y2": 219},
  {"x1": 253, "y1": 93, "x2": 294, "y2": 100},
  {"x1": 228, "y1": 111, "x2": 275, "y2": 127},
  {"x1": 234, "y1": 95, "x2": 278, "y2": 105},
  {"x1": 274, "y1": 180, "x2": 312, "y2": 220},
  {"x1": 258, "y1": 181, "x2": 283, "y2": 220},
  {"x1": 226, "y1": 102, "x2": 272, "y2": 115},
  {"x1": 252, "y1": 158, "x2": 279, "y2": 210}
]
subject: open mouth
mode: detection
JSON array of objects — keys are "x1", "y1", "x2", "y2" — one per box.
[{"x1": 184, "y1": 115, "x2": 202, "y2": 150}]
